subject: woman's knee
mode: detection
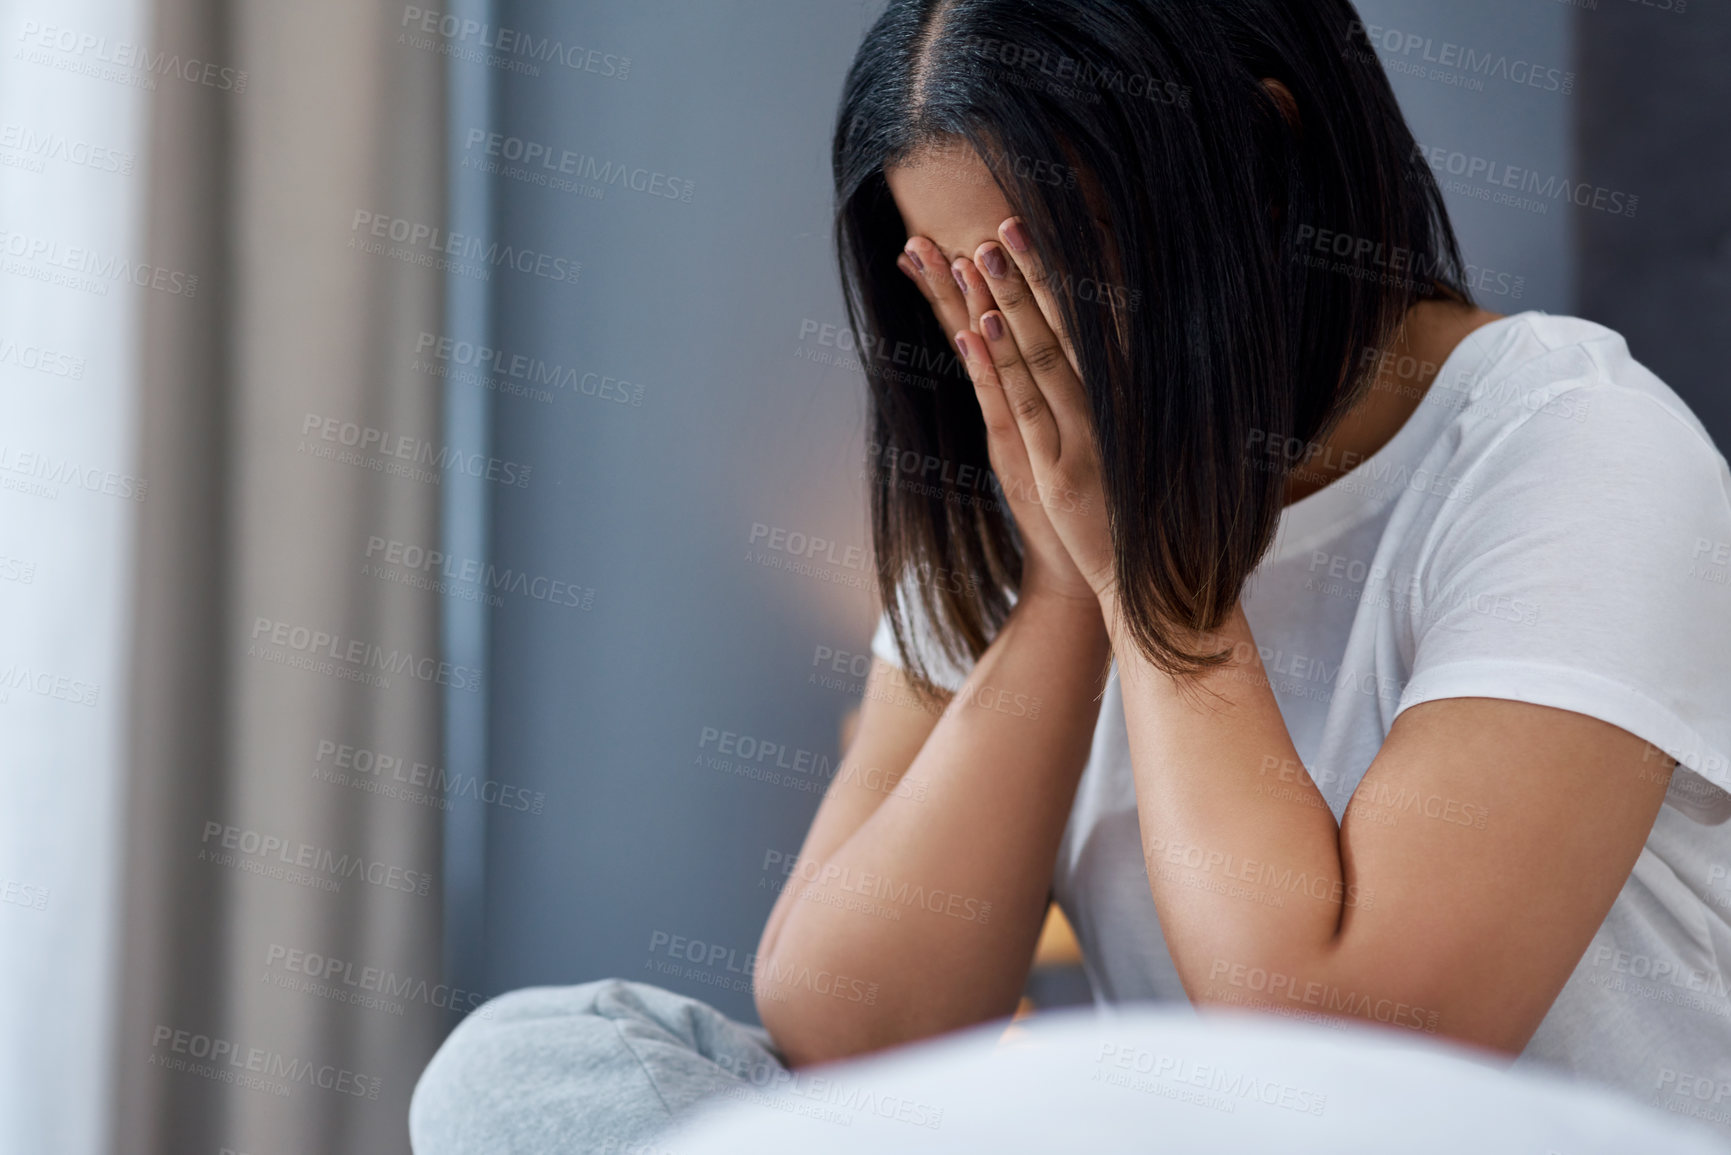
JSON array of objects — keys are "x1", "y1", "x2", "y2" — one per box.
[{"x1": 409, "y1": 979, "x2": 662, "y2": 1154}]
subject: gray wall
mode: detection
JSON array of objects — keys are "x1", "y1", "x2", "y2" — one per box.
[
  {"x1": 468, "y1": 0, "x2": 1716, "y2": 1024},
  {"x1": 477, "y1": 0, "x2": 887, "y2": 1020},
  {"x1": 1353, "y1": 0, "x2": 1574, "y2": 312},
  {"x1": 1576, "y1": 1, "x2": 1731, "y2": 447}
]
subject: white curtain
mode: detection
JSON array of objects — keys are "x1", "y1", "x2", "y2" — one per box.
[
  {"x1": 0, "y1": 0, "x2": 148, "y2": 1151},
  {"x1": 0, "y1": 0, "x2": 459, "y2": 1152}
]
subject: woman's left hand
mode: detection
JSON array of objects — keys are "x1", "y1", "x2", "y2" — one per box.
[{"x1": 961, "y1": 217, "x2": 1117, "y2": 607}]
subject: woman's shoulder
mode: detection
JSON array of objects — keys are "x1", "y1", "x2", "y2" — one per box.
[
  {"x1": 1431, "y1": 310, "x2": 1730, "y2": 500},
  {"x1": 1392, "y1": 313, "x2": 1731, "y2": 826}
]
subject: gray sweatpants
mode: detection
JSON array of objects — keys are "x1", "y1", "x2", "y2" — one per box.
[{"x1": 409, "y1": 979, "x2": 784, "y2": 1155}]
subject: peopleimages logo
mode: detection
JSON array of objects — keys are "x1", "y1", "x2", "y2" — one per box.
[
  {"x1": 0, "y1": 443, "x2": 147, "y2": 501},
  {"x1": 1205, "y1": 961, "x2": 1440, "y2": 1033},
  {"x1": 249, "y1": 616, "x2": 484, "y2": 693},
  {"x1": 314, "y1": 738, "x2": 547, "y2": 814},
  {"x1": 796, "y1": 319, "x2": 965, "y2": 382},
  {"x1": 364, "y1": 535, "x2": 595, "y2": 611},
  {"x1": 0, "y1": 123, "x2": 134, "y2": 174},
  {"x1": 1412, "y1": 144, "x2": 1638, "y2": 218},
  {"x1": 349, "y1": 211, "x2": 582, "y2": 285},
  {"x1": 399, "y1": 7, "x2": 630, "y2": 79},
  {"x1": 1094, "y1": 1042, "x2": 1330, "y2": 1116},
  {"x1": 0, "y1": 662, "x2": 99, "y2": 707},
  {"x1": 1292, "y1": 224, "x2": 1526, "y2": 301},
  {"x1": 1144, "y1": 835, "x2": 1376, "y2": 910},
  {"x1": 16, "y1": 20, "x2": 249, "y2": 92},
  {"x1": 1347, "y1": 20, "x2": 1575, "y2": 95},
  {"x1": 199, "y1": 820, "x2": 434, "y2": 897},
  {"x1": 644, "y1": 930, "x2": 880, "y2": 1006},
  {"x1": 711, "y1": 1054, "x2": 946, "y2": 1131},
  {"x1": 0, "y1": 225, "x2": 199, "y2": 296},
  {"x1": 0, "y1": 878, "x2": 49, "y2": 912},
  {"x1": 149, "y1": 1024, "x2": 381, "y2": 1099},
  {"x1": 264, "y1": 943, "x2": 490, "y2": 1017},
  {"x1": 760, "y1": 850, "x2": 994, "y2": 924},
  {"x1": 462, "y1": 130, "x2": 694, "y2": 203},
  {"x1": 413, "y1": 331, "x2": 646, "y2": 406},
  {"x1": 0, "y1": 333, "x2": 86, "y2": 378},
  {"x1": 300, "y1": 412, "x2": 533, "y2": 489}
]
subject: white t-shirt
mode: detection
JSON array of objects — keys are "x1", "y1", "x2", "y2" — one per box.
[{"x1": 870, "y1": 312, "x2": 1731, "y2": 1121}]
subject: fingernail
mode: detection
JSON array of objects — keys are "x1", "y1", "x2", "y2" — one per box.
[
  {"x1": 954, "y1": 331, "x2": 971, "y2": 358},
  {"x1": 1003, "y1": 219, "x2": 1030, "y2": 253},
  {"x1": 951, "y1": 262, "x2": 969, "y2": 294},
  {"x1": 896, "y1": 255, "x2": 918, "y2": 281},
  {"x1": 982, "y1": 313, "x2": 1005, "y2": 341},
  {"x1": 979, "y1": 245, "x2": 1009, "y2": 279},
  {"x1": 904, "y1": 242, "x2": 925, "y2": 272}
]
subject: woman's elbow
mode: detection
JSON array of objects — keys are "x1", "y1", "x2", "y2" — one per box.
[{"x1": 753, "y1": 959, "x2": 901, "y2": 1068}]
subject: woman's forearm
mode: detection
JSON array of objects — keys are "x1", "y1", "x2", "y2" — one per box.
[
  {"x1": 757, "y1": 593, "x2": 1110, "y2": 1065},
  {"x1": 1109, "y1": 602, "x2": 1357, "y2": 998}
]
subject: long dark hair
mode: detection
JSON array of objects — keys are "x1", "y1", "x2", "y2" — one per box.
[{"x1": 836, "y1": 0, "x2": 1471, "y2": 694}]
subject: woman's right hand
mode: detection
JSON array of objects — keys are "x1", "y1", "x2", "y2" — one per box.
[{"x1": 898, "y1": 236, "x2": 1101, "y2": 608}]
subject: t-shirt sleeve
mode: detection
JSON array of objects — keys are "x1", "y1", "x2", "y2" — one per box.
[
  {"x1": 869, "y1": 581, "x2": 975, "y2": 694},
  {"x1": 1397, "y1": 384, "x2": 1731, "y2": 823}
]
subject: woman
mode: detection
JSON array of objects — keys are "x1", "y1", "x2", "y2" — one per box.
[{"x1": 411, "y1": 1, "x2": 1731, "y2": 1149}]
